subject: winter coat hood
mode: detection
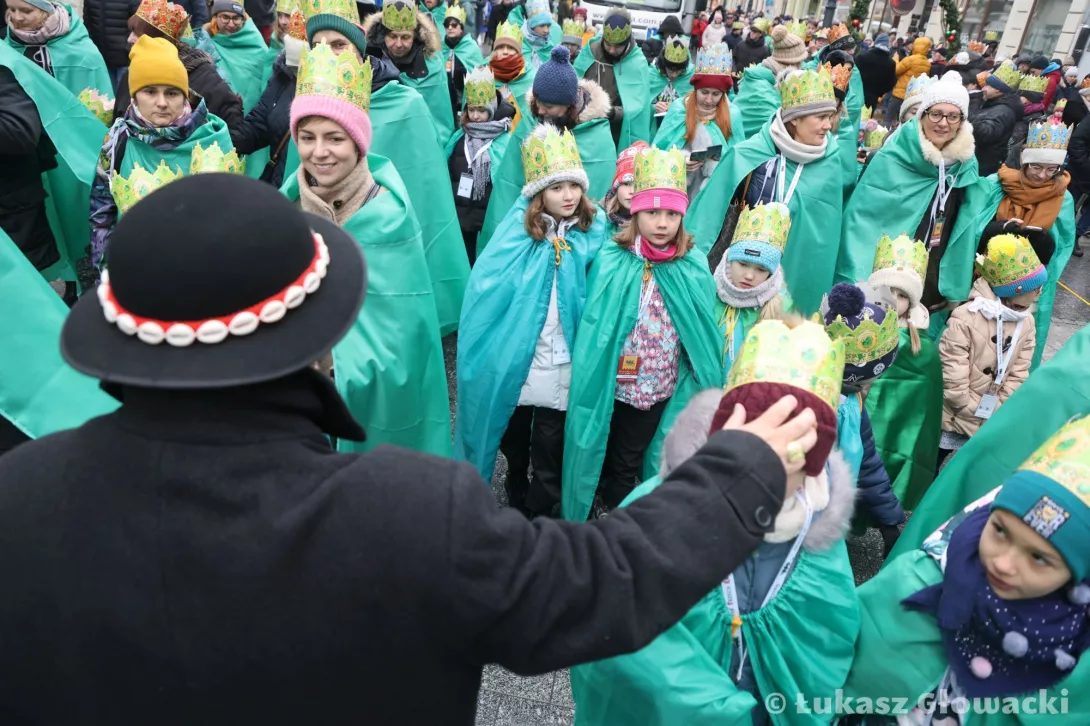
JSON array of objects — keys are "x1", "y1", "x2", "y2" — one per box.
[
  {"x1": 912, "y1": 37, "x2": 932, "y2": 56},
  {"x1": 363, "y1": 9, "x2": 441, "y2": 58},
  {"x1": 525, "y1": 78, "x2": 611, "y2": 124}
]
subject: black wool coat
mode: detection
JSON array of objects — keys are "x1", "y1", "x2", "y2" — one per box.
[
  {"x1": 234, "y1": 52, "x2": 296, "y2": 188},
  {"x1": 83, "y1": 0, "x2": 138, "y2": 68}
]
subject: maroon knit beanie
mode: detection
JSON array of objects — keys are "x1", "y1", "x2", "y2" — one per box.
[{"x1": 707, "y1": 382, "x2": 838, "y2": 476}]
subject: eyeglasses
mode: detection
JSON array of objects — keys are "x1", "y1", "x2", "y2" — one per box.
[
  {"x1": 1027, "y1": 163, "x2": 1062, "y2": 176},
  {"x1": 216, "y1": 13, "x2": 244, "y2": 23},
  {"x1": 925, "y1": 110, "x2": 963, "y2": 124}
]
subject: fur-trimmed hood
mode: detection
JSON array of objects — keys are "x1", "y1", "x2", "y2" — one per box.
[
  {"x1": 525, "y1": 78, "x2": 612, "y2": 124},
  {"x1": 363, "y1": 9, "x2": 441, "y2": 57},
  {"x1": 659, "y1": 389, "x2": 856, "y2": 552},
  {"x1": 918, "y1": 119, "x2": 975, "y2": 167}
]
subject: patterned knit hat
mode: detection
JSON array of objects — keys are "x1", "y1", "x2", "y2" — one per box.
[
  {"x1": 612, "y1": 141, "x2": 649, "y2": 188},
  {"x1": 917, "y1": 70, "x2": 970, "y2": 119},
  {"x1": 520, "y1": 124, "x2": 588, "y2": 199},
  {"x1": 630, "y1": 146, "x2": 688, "y2": 215},
  {"x1": 770, "y1": 24, "x2": 807, "y2": 66},
  {"x1": 822, "y1": 282, "x2": 900, "y2": 384},
  {"x1": 532, "y1": 46, "x2": 579, "y2": 106},
  {"x1": 977, "y1": 234, "x2": 1048, "y2": 298},
  {"x1": 726, "y1": 202, "x2": 791, "y2": 273}
]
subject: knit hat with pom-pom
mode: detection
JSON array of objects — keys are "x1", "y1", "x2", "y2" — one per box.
[
  {"x1": 771, "y1": 24, "x2": 807, "y2": 66},
  {"x1": 822, "y1": 282, "x2": 900, "y2": 385},
  {"x1": 532, "y1": 45, "x2": 579, "y2": 106}
]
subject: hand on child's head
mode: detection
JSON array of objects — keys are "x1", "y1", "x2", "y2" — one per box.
[{"x1": 979, "y1": 509, "x2": 1073, "y2": 600}]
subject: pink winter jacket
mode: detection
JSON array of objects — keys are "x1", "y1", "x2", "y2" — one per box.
[{"x1": 938, "y1": 277, "x2": 1036, "y2": 438}]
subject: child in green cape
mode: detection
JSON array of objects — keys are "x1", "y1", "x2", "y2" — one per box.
[
  {"x1": 600, "y1": 142, "x2": 646, "y2": 239},
  {"x1": 561, "y1": 146, "x2": 722, "y2": 521},
  {"x1": 842, "y1": 417, "x2": 1090, "y2": 724},
  {"x1": 648, "y1": 36, "x2": 693, "y2": 132},
  {"x1": 520, "y1": 0, "x2": 559, "y2": 71}
]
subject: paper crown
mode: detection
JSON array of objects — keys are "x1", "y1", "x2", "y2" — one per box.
[
  {"x1": 189, "y1": 140, "x2": 245, "y2": 175},
  {"x1": 602, "y1": 14, "x2": 632, "y2": 45},
  {"x1": 1018, "y1": 417, "x2": 1090, "y2": 509},
  {"x1": 110, "y1": 160, "x2": 184, "y2": 215},
  {"x1": 904, "y1": 73, "x2": 934, "y2": 102},
  {"x1": 823, "y1": 61, "x2": 851, "y2": 94},
  {"x1": 276, "y1": 0, "x2": 296, "y2": 14},
  {"x1": 495, "y1": 20, "x2": 522, "y2": 47},
  {"x1": 784, "y1": 20, "x2": 807, "y2": 41},
  {"x1": 977, "y1": 234, "x2": 1045, "y2": 293},
  {"x1": 1027, "y1": 117, "x2": 1073, "y2": 152},
  {"x1": 300, "y1": 0, "x2": 359, "y2": 23},
  {"x1": 663, "y1": 37, "x2": 690, "y2": 64},
  {"x1": 780, "y1": 65, "x2": 836, "y2": 111},
  {"x1": 863, "y1": 124, "x2": 889, "y2": 150},
  {"x1": 1019, "y1": 74, "x2": 1049, "y2": 93},
  {"x1": 78, "y1": 88, "x2": 114, "y2": 126},
  {"x1": 561, "y1": 18, "x2": 585, "y2": 39},
  {"x1": 860, "y1": 105, "x2": 872, "y2": 123},
  {"x1": 1055, "y1": 98, "x2": 1069, "y2": 114},
  {"x1": 990, "y1": 60, "x2": 1023, "y2": 89},
  {"x1": 826, "y1": 23, "x2": 850, "y2": 43},
  {"x1": 445, "y1": 3, "x2": 467, "y2": 24},
  {"x1": 694, "y1": 42, "x2": 732, "y2": 76},
  {"x1": 984, "y1": 29, "x2": 1000, "y2": 42},
  {"x1": 725, "y1": 320, "x2": 845, "y2": 413},
  {"x1": 873, "y1": 233, "x2": 927, "y2": 280},
  {"x1": 381, "y1": 0, "x2": 416, "y2": 31},
  {"x1": 135, "y1": 0, "x2": 189, "y2": 40},
  {"x1": 731, "y1": 202, "x2": 791, "y2": 251},
  {"x1": 521, "y1": 125, "x2": 583, "y2": 189},
  {"x1": 296, "y1": 41, "x2": 372, "y2": 112},
  {"x1": 287, "y1": 8, "x2": 306, "y2": 39},
  {"x1": 731, "y1": 20, "x2": 744, "y2": 30},
  {"x1": 824, "y1": 291, "x2": 900, "y2": 366},
  {"x1": 525, "y1": 0, "x2": 550, "y2": 20},
  {"x1": 752, "y1": 17, "x2": 771, "y2": 34},
  {"x1": 464, "y1": 65, "x2": 495, "y2": 108},
  {"x1": 632, "y1": 146, "x2": 686, "y2": 195},
  {"x1": 968, "y1": 40, "x2": 985, "y2": 54}
]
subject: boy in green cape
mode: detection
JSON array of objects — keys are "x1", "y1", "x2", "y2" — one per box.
[
  {"x1": 734, "y1": 24, "x2": 806, "y2": 141},
  {"x1": 441, "y1": 4, "x2": 483, "y2": 75},
  {"x1": 648, "y1": 37, "x2": 694, "y2": 135},
  {"x1": 519, "y1": 0, "x2": 560, "y2": 71},
  {"x1": 490, "y1": 20, "x2": 536, "y2": 138},
  {"x1": 205, "y1": 1, "x2": 270, "y2": 112}
]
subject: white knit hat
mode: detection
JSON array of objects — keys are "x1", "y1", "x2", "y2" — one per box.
[
  {"x1": 916, "y1": 71, "x2": 970, "y2": 120},
  {"x1": 868, "y1": 268, "x2": 929, "y2": 330}
]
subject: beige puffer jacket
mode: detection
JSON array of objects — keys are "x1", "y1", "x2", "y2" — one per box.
[{"x1": 939, "y1": 277, "x2": 1036, "y2": 437}]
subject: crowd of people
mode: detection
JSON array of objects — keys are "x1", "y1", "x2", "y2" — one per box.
[{"x1": 2, "y1": 0, "x2": 1090, "y2": 722}]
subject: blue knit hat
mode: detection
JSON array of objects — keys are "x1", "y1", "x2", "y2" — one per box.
[
  {"x1": 822, "y1": 283, "x2": 900, "y2": 385},
  {"x1": 526, "y1": 0, "x2": 552, "y2": 29},
  {"x1": 533, "y1": 46, "x2": 579, "y2": 106}
]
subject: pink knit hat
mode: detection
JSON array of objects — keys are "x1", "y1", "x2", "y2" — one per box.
[
  {"x1": 289, "y1": 94, "x2": 373, "y2": 157},
  {"x1": 630, "y1": 188, "x2": 688, "y2": 215}
]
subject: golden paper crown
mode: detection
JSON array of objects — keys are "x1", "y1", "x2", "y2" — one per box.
[
  {"x1": 725, "y1": 320, "x2": 845, "y2": 413},
  {"x1": 494, "y1": 20, "x2": 522, "y2": 48},
  {"x1": 276, "y1": 0, "x2": 297, "y2": 14},
  {"x1": 287, "y1": 8, "x2": 306, "y2": 39},
  {"x1": 752, "y1": 17, "x2": 771, "y2": 34},
  {"x1": 863, "y1": 124, "x2": 888, "y2": 150},
  {"x1": 382, "y1": 1, "x2": 417, "y2": 31},
  {"x1": 296, "y1": 41, "x2": 372, "y2": 111},
  {"x1": 784, "y1": 20, "x2": 807, "y2": 41},
  {"x1": 991, "y1": 60, "x2": 1023, "y2": 90},
  {"x1": 1026, "y1": 117, "x2": 1073, "y2": 151},
  {"x1": 1019, "y1": 74, "x2": 1049, "y2": 94},
  {"x1": 301, "y1": 0, "x2": 359, "y2": 24},
  {"x1": 826, "y1": 23, "x2": 849, "y2": 43},
  {"x1": 824, "y1": 295, "x2": 900, "y2": 367},
  {"x1": 823, "y1": 61, "x2": 851, "y2": 94},
  {"x1": 977, "y1": 234, "x2": 1044, "y2": 289},
  {"x1": 984, "y1": 30, "x2": 1000, "y2": 42},
  {"x1": 464, "y1": 65, "x2": 495, "y2": 108},
  {"x1": 663, "y1": 37, "x2": 689, "y2": 64},
  {"x1": 521, "y1": 125, "x2": 583, "y2": 188},
  {"x1": 731, "y1": 202, "x2": 791, "y2": 252},
  {"x1": 561, "y1": 18, "x2": 585, "y2": 38},
  {"x1": 632, "y1": 146, "x2": 686, "y2": 195},
  {"x1": 135, "y1": 0, "x2": 189, "y2": 40},
  {"x1": 1018, "y1": 417, "x2": 1090, "y2": 508},
  {"x1": 873, "y1": 233, "x2": 927, "y2": 280},
  {"x1": 78, "y1": 88, "x2": 115, "y2": 126},
  {"x1": 860, "y1": 105, "x2": 872, "y2": 123},
  {"x1": 189, "y1": 140, "x2": 245, "y2": 175},
  {"x1": 445, "y1": 3, "x2": 467, "y2": 25},
  {"x1": 602, "y1": 16, "x2": 632, "y2": 45},
  {"x1": 110, "y1": 160, "x2": 184, "y2": 215},
  {"x1": 968, "y1": 40, "x2": 985, "y2": 54},
  {"x1": 780, "y1": 66, "x2": 836, "y2": 111}
]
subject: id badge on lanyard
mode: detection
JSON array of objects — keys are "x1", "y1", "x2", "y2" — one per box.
[
  {"x1": 618, "y1": 268, "x2": 656, "y2": 383},
  {"x1": 929, "y1": 213, "x2": 945, "y2": 249}
]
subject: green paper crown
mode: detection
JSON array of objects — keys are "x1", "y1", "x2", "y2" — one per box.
[
  {"x1": 301, "y1": 0, "x2": 358, "y2": 23},
  {"x1": 445, "y1": 3, "x2": 467, "y2": 25},
  {"x1": 464, "y1": 65, "x2": 495, "y2": 108},
  {"x1": 1019, "y1": 74, "x2": 1049, "y2": 93},
  {"x1": 731, "y1": 202, "x2": 791, "y2": 251},
  {"x1": 752, "y1": 17, "x2": 771, "y2": 34},
  {"x1": 78, "y1": 88, "x2": 114, "y2": 126},
  {"x1": 495, "y1": 20, "x2": 522, "y2": 47},
  {"x1": 382, "y1": 0, "x2": 417, "y2": 31},
  {"x1": 991, "y1": 60, "x2": 1023, "y2": 90},
  {"x1": 1018, "y1": 417, "x2": 1090, "y2": 509},
  {"x1": 977, "y1": 234, "x2": 1044, "y2": 289},
  {"x1": 784, "y1": 20, "x2": 807, "y2": 40},
  {"x1": 663, "y1": 37, "x2": 689, "y2": 64},
  {"x1": 276, "y1": 0, "x2": 297, "y2": 14},
  {"x1": 296, "y1": 41, "x2": 372, "y2": 112},
  {"x1": 984, "y1": 29, "x2": 1000, "y2": 42},
  {"x1": 632, "y1": 146, "x2": 685, "y2": 194},
  {"x1": 873, "y1": 233, "x2": 927, "y2": 279},
  {"x1": 602, "y1": 18, "x2": 631, "y2": 45},
  {"x1": 780, "y1": 66, "x2": 836, "y2": 112},
  {"x1": 189, "y1": 140, "x2": 245, "y2": 175},
  {"x1": 521, "y1": 125, "x2": 583, "y2": 188},
  {"x1": 863, "y1": 124, "x2": 888, "y2": 150},
  {"x1": 110, "y1": 160, "x2": 184, "y2": 215},
  {"x1": 561, "y1": 19, "x2": 585, "y2": 39},
  {"x1": 825, "y1": 300, "x2": 900, "y2": 366},
  {"x1": 725, "y1": 320, "x2": 845, "y2": 413},
  {"x1": 860, "y1": 105, "x2": 873, "y2": 123}
]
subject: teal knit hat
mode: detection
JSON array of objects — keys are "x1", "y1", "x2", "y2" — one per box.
[{"x1": 305, "y1": 14, "x2": 369, "y2": 56}]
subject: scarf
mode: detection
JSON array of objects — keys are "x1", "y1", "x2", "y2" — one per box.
[
  {"x1": 9, "y1": 4, "x2": 69, "y2": 45},
  {"x1": 761, "y1": 56, "x2": 788, "y2": 76},
  {"x1": 902, "y1": 507, "x2": 1090, "y2": 698},
  {"x1": 638, "y1": 234, "x2": 676, "y2": 262},
  {"x1": 490, "y1": 53, "x2": 525, "y2": 83},
  {"x1": 523, "y1": 21, "x2": 549, "y2": 69},
  {"x1": 996, "y1": 165, "x2": 1070, "y2": 229},
  {"x1": 967, "y1": 295, "x2": 1029, "y2": 385},
  {"x1": 714, "y1": 262, "x2": 784, "y2": 308},
  {"x1": 766, "y1": 468, "x2": 830, "y2": 543},
  {"x1": 464, "y1": 119, "x2": 510, "y2": 201},
  {"x1": 298, "y1": 160, "x2": 375, "y2": 225},
  {"x1": 119, "y1": 98, "x2": 199, "y2": 149},
  {"x1": 769, "y1": 111, "x2": 827, "y2": 164}
]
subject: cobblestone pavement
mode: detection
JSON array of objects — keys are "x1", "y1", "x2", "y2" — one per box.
[{"x1": 442, "y1": 251, "x2": 1090, "y2": 726}]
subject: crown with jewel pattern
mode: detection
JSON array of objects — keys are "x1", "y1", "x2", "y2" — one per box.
[
  {"x1": 725, "y1": 320, "x2": 845, "y2": 413},
  {"x1": 784, "y1": 20, "x2": 807, "y2": 41},
  {"x1": 904, "y1": 73, "x2": 933, "y2": 103},
  {"x1": 632, "y1": 146, "x2": 685, "y2": 195},
  {"x1": 990, "y1": 60, "x2": 1023, "y2": 90},
  {"x1": 464, "y1": 65, "x2": 495, "y2": 108},
  {"x1": 873, "y1": 233, "x2": 927, "y2": 279},
  {"x1": 663, "y1": 36, "x2": 689, "y2": 64},
  {"x1": 823, "y1": 61, "x2": 851, "y2": 94},
  {"x1": 694, "y1": 42, "x2": 732, "y2": 76},
  {"x1": 287, "y1": 8, "x2": 306, "y2": 39},
  {"x1": 967, "y1": 39, "x2": 985, "y2": 54},
  {"x1": 779, "y1": 65, "x2": 836, "y2": 112},
  {"x1": 525, "y1": 0, "x2": 550, "y2": 21},
  {"x1": 976, "y1": 234, "x2": 1046, "y2": 296},
  {"x1": 296, "y1": 41, "x2": 372, "y2": 111},
  {"x1": 110, "y1": 160, "x2": 184, "y2": 215},
  {"x1": 189, "y1": 141, "x2": 245, "y2": 175},
  {"x1": 445, "y1": 3, "x2": 467, "y2": 25},
  {"x1": 521, "y1": 125, "x2": 584, "y2": 191},
  {"x1": 752, "y1": 17, "x2": 771, "y2": 34},
  {"x1": 824, "y1": 294, "x2": 900, "y2": 367},
  {"x1": 1019, "y1": 74, "x2": 1049, "y2": 94},
  {"x1": 1018, "y1": 417, "x2": 1090, "y2": 509},
  {"x1": 984, "y1": 29, "x2": 1000, "y2": 42},
  {"x1": 1027, "y1": 117, "x2": 1073, "y2": 153},
  {"x1": 826, "y1": 23, "x2": 850, "y2": 43},
  {"x1": 495, "y1": 20, "x2": 522, "y2": 47},
  {"x1": 135, "y1": 0, "x2": 189, "y2": 40},
  {"x1": 731, "y1": 202, "x2": 791, "y2": 252},
  {"x1": 863, "y1": 123, "x2": 888, "y2": 150},
  {"x1": 300, "y1": 0, "x2": 359, "y2": 23},
  {"x1": 860, "y1": 105, "x2": 872, "y2": 123},
  {"x1": 78, "y1": 88, "x2": 114, "y2": 126},
  {"x1": 562, "y1": 18, "x2": 585, "y2": 39},
  {"x1": 602, "y1": 15, "x2": 631, "y2": 45},
  {"x1": 382, "y1": 0, "x2": 417, "y2": 31},
  {"x1": 276, "y1": 0, "x2": 297, "y2": 14}
]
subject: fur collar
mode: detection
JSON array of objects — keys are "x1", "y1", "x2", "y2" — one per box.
[
  {"x1": 524, "y1": 79, "x2": 612, "y2": 124},
  {"x1": 363, "y1": 10, "x2": 441, "y2": 57},
  {"x1": 918, "y1": 120, "x2": 975, "y2": 167}
]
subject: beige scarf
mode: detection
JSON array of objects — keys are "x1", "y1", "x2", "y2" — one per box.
[{"x1": 297, "y1": 160, "x2": 375, "y2": 225}]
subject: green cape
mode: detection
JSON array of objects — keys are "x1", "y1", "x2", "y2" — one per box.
[
  {"x1": 521, "y1": 21, "x2": 561, "y2": 69},
  {"x1": 0, "y1": 228, "x2": 118, "y2": 439},
  {"x1": 444, "y1": 127, "x2": 512, "y2": 253},
  {"x1": 573, "y1": 37, "x2": 653, "y2": 148},
  {"x1": 864, "y1": 330, "x2": 943, "y2": 511},
  {"x1": 477, "y1": 115, "x2": 617, "y2": 252},
  {"x1": 506, "y1": 4, "x2": 525, "y2": 27},
  {"x1": 836, "y1": 118, "x2": 982, "y2": 304},
  {"x1": 960, "y1": 176, "x2": 1076, "y2": 370},
  {"x1": 560, "y1": 243, "x2": 722, "y2": 522},
  {"x1": 803, "y1": 59, "x2": 863, "y2": 202},
  {"x1": 651, "y1": 93, "x2": 745, "y2": 153},
  {"x1": 1, "y1": 4, "x2": 112, "y2": 102},
  {"x1": 735, "y1": 64, "x2": 779, "y2": 141},
  {"x1": 448, "y1": 33, "x2": 484, "y2": 73},
  {"x1": 209, "y1": 19, "x2": 269, "y2": 113},
  {"x1": 648, "y1": 63, "x2": 693, "y2": 135},
  {"x1": 422, "y1": 0, "x2": 445, "y2": 26},
  {"x1": 0, "y1": 42, "x2": 106, "y2": 286},
  {"x1": 888, "y1": 321, "x2": 1090, "y2": 562},
  {"x1": 116, "y1": 112, "x2": 234, "y2": 182},
  {"x1": 685, "y1": 119, "x2": 842, "y2": 315},
  {"x1": 401, "y1": 50, "x2": 456, "y2": 148},
  {"x1": 282, "y1": 155, "x2": 452, "y2": 456}
]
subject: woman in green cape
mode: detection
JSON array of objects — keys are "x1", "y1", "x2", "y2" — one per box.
[
  {"x1": 649, "y1": 37, "x2": 694, "y2": 135},
  {"x1": 561, "y1": 147, "x2": 721, "y2": 521},
  {"x1": 684, "y1": 65, "x2": 843, "y2": 316},
  {"x1": 2, "y1": 0, "x2": 112, "y2": 107},
  {"x1": 653, "y1": 42, "x2": 743, "y2": 202},
  {"x1": 734, "y1": 25, "x2": 806, "y2": 141},
  {"x1": 441, "y1": 4, "x2": 484, "y2": 74},
  {"x1": 204, "y1": 1, "x2": 270, "y2": 112},
  {"x1": 478, "y1": 45, "x2": 616, "y2": 251},
  {"x1": 89, "y1": 35, "x2": 235, "y2": 272},
  {"x1": 519, "y1": 0, "x2": 560, "y2": 70},
  {"x1": 836, "y1": 72, "x2": 982, "y2": 339},
  {"x1": 489, "y1": 20, "x2": 536, "y2": 138},
  {"x1": 283, "y1": 42, "x2": 451, "y2": 456},
  {"x1": 843, "y1": 421, "x2": 1090, "y2": 725},
  {"x1": 571, "y1": 321, "x2": 859, "y2": 726}
]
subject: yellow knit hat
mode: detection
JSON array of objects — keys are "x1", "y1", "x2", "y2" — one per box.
[{"x1": 128, "y1": 35, "x2": 189, "y2": 97}]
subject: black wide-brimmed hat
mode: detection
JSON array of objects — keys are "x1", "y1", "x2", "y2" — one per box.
[{"x1": 63, "y1": 174, "x2": 366, "y2": 389}]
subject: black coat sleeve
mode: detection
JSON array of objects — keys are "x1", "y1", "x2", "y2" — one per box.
[
  {"x1": 233, "y1": 77, "x2": 277, "y2": 155},
  {"x1": 0, "y1": 67, "x2": 42, "y2": 154},
  {"x1": 1068, "y1": 116, "x2": 1090, "y2": 192},
  {"x1": 971, "y1": 102, "x2": 1015, "y2": 147},
  {"x1": 441, "y1": 430, "x2": 785, "y2": 675},
  {"x1": 189, "y1": 63, "x2": 247, "y2": 147},
  {"x1": 854, "y1": 408, "x2": 906, "y2": 527}
]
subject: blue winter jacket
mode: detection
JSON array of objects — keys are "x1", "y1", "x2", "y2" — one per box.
[{"x1": 856, "y1": 408, "x2": 906, "y2": 527}]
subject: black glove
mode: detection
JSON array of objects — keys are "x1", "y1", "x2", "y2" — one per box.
[{"x1": 879, "y1": 524, "x2": 902, "y2": 559}]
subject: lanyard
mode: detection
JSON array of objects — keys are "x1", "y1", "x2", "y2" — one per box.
[
  {"x1": 776, "y1": 154, "x2": 805, "y2": 207},
  {"x1": 992, "y1": 314, "x2": 1025, "y2": 387},
  {"x1": 630, "y1": 245, "x2": 657, "y2": 348},
  {"x1": 929, "y1": 159, "x2": 958, "y2": 225},
  {"x1": 463, "y1": 137, "x2": 493, "y2": 167},
  {"x1": 720, "y1": 306, "x2": 740, "y2": 370},
  {"x1": 721, "y1": 488, "x2": 813, "y2": 680}
]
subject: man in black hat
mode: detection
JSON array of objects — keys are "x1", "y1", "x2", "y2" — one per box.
[{"x1": 0, "y1": 174, "x2": 819, "y2": 723}]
